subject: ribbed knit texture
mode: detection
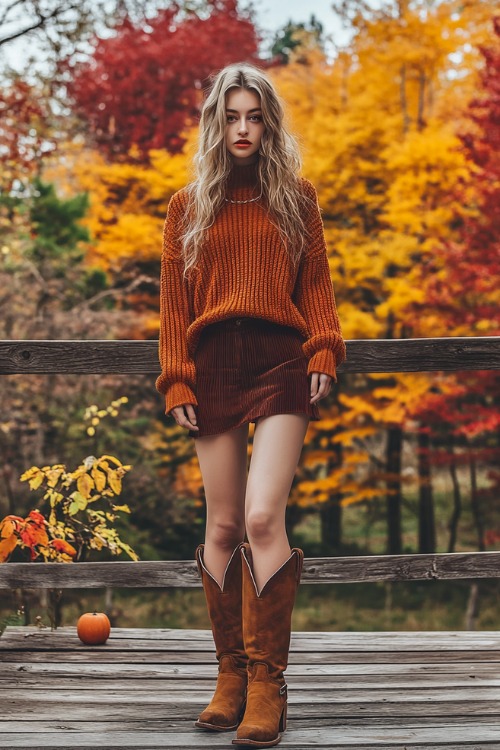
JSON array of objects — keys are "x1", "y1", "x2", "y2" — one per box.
[
  {"x1": 156, "y1": 158, "x2": 347, "y2": 415},
  {"x1": 186, "y1": 318, "x2": 321, "y2": 438}
]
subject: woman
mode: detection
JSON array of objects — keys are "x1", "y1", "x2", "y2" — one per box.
[{"x1": 156, "y1": 62, "x2": 346, "y2": 747}]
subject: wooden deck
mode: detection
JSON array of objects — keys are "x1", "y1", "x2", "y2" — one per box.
[{"x1": 1, "y1": 626, "x2": 500, "y2": 748}]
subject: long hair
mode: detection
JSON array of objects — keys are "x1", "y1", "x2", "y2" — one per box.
[{"x1": 178, "y1": 62, "x2": 315, "y2": 279}]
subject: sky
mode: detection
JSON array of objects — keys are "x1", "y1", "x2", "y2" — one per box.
[
  {"x1": 252, "y1": 0, "x2": 353, "y2": 52},
  {"x1": 0, "y1": 0, "x2": 354, "y2": 73}
]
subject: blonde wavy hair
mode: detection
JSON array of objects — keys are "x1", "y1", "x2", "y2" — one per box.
[{"x1": 178, "y1": 61, "x2": 316, "y2": 279}]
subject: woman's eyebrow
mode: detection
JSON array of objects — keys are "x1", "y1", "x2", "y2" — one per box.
[{"x1": 226, "y1": 108, "x2": 262, "y2": 113}]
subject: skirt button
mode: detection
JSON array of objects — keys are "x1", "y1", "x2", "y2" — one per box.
[{"x1": 235, "y1": 318, "x2": 241, "y2": 325}]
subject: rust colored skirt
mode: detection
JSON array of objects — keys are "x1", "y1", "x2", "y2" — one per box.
[{"x1": 188, "y1": 316, "x2": 320, "y2": 439}]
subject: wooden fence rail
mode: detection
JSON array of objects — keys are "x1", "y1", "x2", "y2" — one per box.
[
  {"x1": 1, "y1": 551, "x2": 500, "y2": 589},
  {"x1": 0, "y1": 336, "x2": 499, "y2": 375}
]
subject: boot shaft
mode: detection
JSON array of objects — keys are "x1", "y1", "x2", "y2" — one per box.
[
  {"x1": 240, "y1": 543, "x2": 304, "y2": 681},
  {"x1": 195, "y1": 543, "x2": 247, "y2": 663}
]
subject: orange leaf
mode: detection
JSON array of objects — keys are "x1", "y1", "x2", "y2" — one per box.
[
  {"x1": 0, "y1": 515, "x2": 23, "y2": 538},
  {"x1": 0, "y1": 534, "x2": 18, "y2": 562},
  {"x1": 50, "y1": 539, "x2": 77, "y2": 557},
  {"x1": 20, "y1": 523, "x2": 49, "y2": 549},
  {"x1": 27, "y1": 509, "x2": 46, "y2": 526}
]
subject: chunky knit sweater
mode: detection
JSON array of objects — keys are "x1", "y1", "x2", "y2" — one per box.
[{"x1": 156, "y1": 159, "x2": 347, "y2": 415}]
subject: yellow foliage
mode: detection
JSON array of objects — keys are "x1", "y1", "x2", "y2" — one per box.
[
  {"x1": 174, "y1": 456, "x2": 203, "y2": 497},
  {"x1": 41, "y1": 127, "x2": 199, "y2": 276}
]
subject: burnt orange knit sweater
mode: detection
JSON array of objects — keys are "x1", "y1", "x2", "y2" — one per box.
[{"x1": 156, "y1": 159, "x2": 347, "y2": 415}]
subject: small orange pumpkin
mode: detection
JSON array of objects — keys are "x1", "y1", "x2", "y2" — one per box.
[{"x1": 77, "y1": 611, "x2": 111, "y2": 645}]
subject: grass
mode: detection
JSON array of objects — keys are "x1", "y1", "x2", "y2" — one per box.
[{"x1": 2, "y1": 576, "x2": 500, "y2": 634}]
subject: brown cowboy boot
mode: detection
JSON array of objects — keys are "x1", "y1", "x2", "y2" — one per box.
[
  {"x1": 232, "y1": 542, "x2": 304, "y2": 747},
  {"x1": 194, "y1": 542, "x2": 248, "y2": 731}
]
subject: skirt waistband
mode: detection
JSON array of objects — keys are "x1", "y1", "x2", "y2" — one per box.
[
  {"x1": 210, "y1": 316, "x2": 273, "y2": 330},
  {"x1": 202, "y1": 317, "x2": 307, "y2": 342}
]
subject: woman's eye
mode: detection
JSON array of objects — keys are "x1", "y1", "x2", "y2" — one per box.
[{"x1": 226, "y1": 115, "x2": 262, "y2": 123}]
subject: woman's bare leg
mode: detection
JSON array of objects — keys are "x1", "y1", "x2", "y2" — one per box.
[
  {"x1": 244, "y1": 413, "x2": 310, "y2": 594},
  {"x1": 194, "y1": 423, "x2": 249, "y2": 587}
]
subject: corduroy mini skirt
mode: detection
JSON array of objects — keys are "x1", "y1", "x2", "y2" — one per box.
[{"x1": 188, "y1": 316, "x2": 321, "y2": 439}]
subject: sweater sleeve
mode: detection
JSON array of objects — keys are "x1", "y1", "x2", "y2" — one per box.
[
  {"x1": 292, "y1": 179, "x2": 347, "y2": 382},
  {"x1": 155, "y1": 191, "x2": 198, "y2": 415}
]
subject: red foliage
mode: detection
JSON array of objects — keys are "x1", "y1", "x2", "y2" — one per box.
[
  {"x1": 484, "y1": 529, "x2": 500, "y2": 547},
  {"x1": 0, "y1": 510, "x2": 49, "y2": 562},
  {"x1": 404, "y1": 15, "x2": 500, "y2": 536},
  {"x1": 0, "y1": 79, "x2": 51, "y2": 189},
  {"x1": 420, "y1": 15, "x2": 500, "y2": 333},
  {"x1": 60, "y1": 0, "x2": 265, "y2": 161}
]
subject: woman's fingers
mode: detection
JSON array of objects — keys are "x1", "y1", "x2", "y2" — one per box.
[
  {"x1": 310, "y1": 372, "x2": 319, "y2": 401},
  {"x1": 310, "y1": 372, "x2": 332, "y2": 404},
  {"x1": 185, "y1": 404, "x2": 199, "y2": 430},
  {"x1": 170, "y1": 404, "x2": 199, "y2": 430}
]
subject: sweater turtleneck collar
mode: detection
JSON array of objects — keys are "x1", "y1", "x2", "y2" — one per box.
[{"x1": 226, "y1": 157, "x2": 260, "y2": 194}]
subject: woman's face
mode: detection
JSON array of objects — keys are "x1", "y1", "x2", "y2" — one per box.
[{"x1": 225, "y1": 87, "x2": 265, "y2": 165}]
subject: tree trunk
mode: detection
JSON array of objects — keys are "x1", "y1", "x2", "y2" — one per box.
[
  {"x1": 399, "y1": 64, "x2": 410, "y2": 135},
  {"x1": 417, "y1": 68, "x2": 426, "y2": 130},
  {"x1": 447, "y1": 438, "x2": 462, "y2": 553},
  {"x1": 285, "y1": 503, "x2": 304, "y2": 539},
  {"x1": 386, "y1": 426, "x2": 402, "y2": 554},
  {"x1": 320, "y1": 498, "x2": 342, "y2": 553},
  {"x1": 469, "y1": 449, "x2": 485, "y2": 551},
  {"x1": 417, "y1": 426, "x2": 435, "y2": 553}
]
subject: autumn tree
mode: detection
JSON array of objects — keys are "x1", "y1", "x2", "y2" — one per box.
[
  {"x1": 60, "y1": 0, "x2": 263, "y2": 161},
  {"x1": 407, "y1": 13, "x2": 500, "y2": 553},
  {"x1": 272, "y1": 1, "x2": 494, "y2": 554},
  {"x1": 0, "y1": 78, "x2": 54, "y2": 193}
]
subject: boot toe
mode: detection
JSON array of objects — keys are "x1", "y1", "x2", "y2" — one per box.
[
  {"x1": 237, "y1": 722, "x2": 277, "y2": 742},
  {"x1": 195, "y1": 708, "x2": 239, "y2": 730}
]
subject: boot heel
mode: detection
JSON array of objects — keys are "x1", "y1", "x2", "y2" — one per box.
[{"x1": 279, "y1": 702, "x2": 287, "y2": 732}]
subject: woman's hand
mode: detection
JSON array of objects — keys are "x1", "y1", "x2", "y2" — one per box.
[
  {"x1": 169, "y1": 403, "x2": 199, "y2": 432},
  {"x1": 310, "y1": 372, "x2": 332, "y2": 404}
]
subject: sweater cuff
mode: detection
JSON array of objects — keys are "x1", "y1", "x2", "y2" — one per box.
[
  {"x1": 164, "y1": 382, "x2": 198, "y2": 416},
  {"x1": 306, "y1": 349, "x2": 339, "y2": 382}
]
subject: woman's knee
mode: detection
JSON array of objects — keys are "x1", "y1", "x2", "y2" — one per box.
[
  {"x1": 206, "y1": 517, "x2": 245, "y2": 550},
  {"x1": 245, "y1": 508, "x2": 281, "y2": 543}
]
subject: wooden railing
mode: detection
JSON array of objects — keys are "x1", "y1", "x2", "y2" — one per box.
[
  {"x1": 1, "y1": 335, "x2": 499, "y2": 589},
  {"x1": 2, "y1": 551, "x2": 500, "y2": 588}
]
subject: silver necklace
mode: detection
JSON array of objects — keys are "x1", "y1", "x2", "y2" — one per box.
[{"x1": 224, "y1": 191, "x2": 262, "y2": 204}]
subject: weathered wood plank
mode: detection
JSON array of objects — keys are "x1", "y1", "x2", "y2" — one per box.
[
  {"x1": 2, "y1": 716, "x2": 499, "y2": 732},
  {"x1": 4, "y1": 675, "x2": 500, "y2": 689},
  {"x1": 0, "y1": 625, "x2": 500, "y2": 650},
  {"x1": 1, "y1": 661, "x2": 499, "y2": 677},
  {"x1": 1, "y1": 336, "x2": 499, "y2": 376},
  {"x1": 2, "y1": 698, "x2": 500, "y2": 721},
  {"x1": 55, "y1": 625, "x2": 500, "y2": 648},
  {"x1": 3, "y1": 638, "x2": 500, "y2": 652},
  {"x1": 2, "y1": 649, "x2": 499, "y2": 663},
  {"x1": 3, "y1": 549, "x2": 500, "y2": 588},
  {"x1": 2, "y1": 686, "x2": 499, "y2": 703},
  {"x1": 2, "y1": 627, "x2": 500, "y2": 651},
  {"x1": 2, "y1": 724, "x2": 500, "y2": 748}
]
